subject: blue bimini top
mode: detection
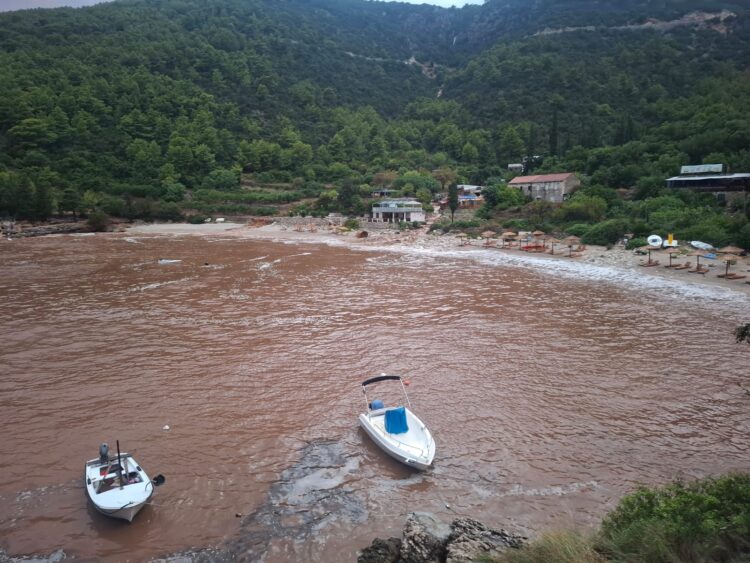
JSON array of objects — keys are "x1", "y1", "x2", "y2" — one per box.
[{"x1": 384, "y1": 406, "x2": 409, "y2": 434}]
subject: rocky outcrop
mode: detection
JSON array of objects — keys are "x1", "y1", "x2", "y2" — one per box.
[
  {"x1": 446, "y1": 518, "x2": 524, "y2": 563},
  {"x1": 358, "y1": 513, "x2": 525, "y2": 563},
  {"x1": 358, "y1": 537, "x2": 402, "y2": 563},
  {"x1": 401, "y1": 512, "x2": 452, "y2": 563}
]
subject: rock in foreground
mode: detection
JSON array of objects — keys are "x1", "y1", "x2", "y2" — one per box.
[{"x1": 358, "y1": 513, "x2": 524, "y2": 563}]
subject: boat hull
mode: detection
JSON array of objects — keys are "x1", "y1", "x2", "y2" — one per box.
[
  {"x1": 359, "y1": 410, "x2": 435, "y2": 470},
  {"x1": 88, "y1": 496, "x2": 149, "y2": 522}
]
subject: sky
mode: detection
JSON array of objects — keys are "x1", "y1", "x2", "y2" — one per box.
[
  {"x1": 0, "y1": 0, "x2": 483, "y2": 11},
  {"x1": 387, "y1": 0, "x2": 482, "y2": 6},
  {"x1": 0, "y1": 0, "x2": 104, "y2": 11}
]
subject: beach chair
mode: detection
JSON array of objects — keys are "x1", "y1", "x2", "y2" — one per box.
[
  {"x1": 727, "y1": 274, "x2": 747, "y2": 280},
  {"x1": 673, "y1": 263, "x2": 691, "y2": 270}
]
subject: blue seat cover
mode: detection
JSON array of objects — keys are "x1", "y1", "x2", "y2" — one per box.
[{"x1": 384, "y1": 406, "x2": 409, "y2": 434}]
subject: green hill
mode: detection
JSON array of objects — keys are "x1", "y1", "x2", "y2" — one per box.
[{"x1": 0, "y1": 0, "x2": 748, "y2": 235}]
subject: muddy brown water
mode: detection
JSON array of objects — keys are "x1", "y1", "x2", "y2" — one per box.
[{"x1": 0, "y1": 233, "x2": 748, "y2": 562}]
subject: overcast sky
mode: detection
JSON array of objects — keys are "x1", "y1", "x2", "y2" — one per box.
[
  {"x1": 0, "y1": 0, "x2": 483, "y2": 12},
  {"x1": 386, "y1": 0, "x2": 483, "y2": 6},
  {"x1": 0, "y1": 0, "x2": 103, "y2": 11}
]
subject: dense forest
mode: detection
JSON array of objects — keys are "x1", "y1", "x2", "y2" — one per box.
[{"x1": 0, "y1": 0, "x2": 749, "y2": 246}]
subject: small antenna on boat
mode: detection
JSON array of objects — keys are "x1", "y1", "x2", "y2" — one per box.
[{"x1": 116, "y1": 440, "x2": 124, "y2": 489}]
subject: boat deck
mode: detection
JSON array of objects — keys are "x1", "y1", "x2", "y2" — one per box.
[{"x1": 368, "y1": 411, "x2": 430, "y2": 459}]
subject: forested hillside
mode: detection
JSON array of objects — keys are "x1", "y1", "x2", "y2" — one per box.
[{"x1": 0, "y1": 0, "x2": 749, "y2": 246}]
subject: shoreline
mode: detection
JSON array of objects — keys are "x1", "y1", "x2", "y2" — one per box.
[{"x1": 122, "y1": 221, "x2": 750, "y2": 301}]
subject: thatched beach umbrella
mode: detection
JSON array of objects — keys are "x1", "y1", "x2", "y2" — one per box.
[
  {"x1": 547, "y1": 237, "x2": 561, "y2": 255},
  {"x1": 718, "y1": 245, "x2": 744, "y2": 254},
  {"x1": 532, "y1": 230, "x2": 545, "y2": 237},
  {"x1": 639, "y1": 245, "x2": 661, "y2": 264},
  {"x1": 687, "y1": 249, "x2": 707, "y2": 269},
  {"x1": 501, "y1": 231, "x2": 517, "y2": 248},
  {"x1": 720, "y1": 254, "x2": 740, "y2": 277},
  {"x1": 481, "y1": 230, "x2": 496, "y2": 239},
  {"x1": 665, "y1": 247, "x2": 681, "y2": 267},
  {"x1": 563, "y1": 235, "x2": 581, "y2": 257}
]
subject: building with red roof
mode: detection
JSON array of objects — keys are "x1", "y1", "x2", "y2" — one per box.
[{"x1": 508, "y1": 173, "x2": 580, "y2": 203}]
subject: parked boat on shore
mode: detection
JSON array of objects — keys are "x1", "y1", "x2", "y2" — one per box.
[{"x1": 359, "y1": 375, "x2": 435, "y2": 470}]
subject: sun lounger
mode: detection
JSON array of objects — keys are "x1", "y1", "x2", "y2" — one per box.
[
  {"x1": 727, "y1": 274, "x2": 747, "y2": 280},
  {"x1": 640, "y1": 260, "x2": 660, "y2": 267},
  {"x1": 688, "y1": 268, "x2": 708, "y2": 274},
  {"x1": 672, "y1": 263, "x2": 691, "y2": 270}
]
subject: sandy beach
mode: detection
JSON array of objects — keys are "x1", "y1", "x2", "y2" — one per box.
[{"x1": 125, "y1": 220, "x2": 750, "y2": 300}]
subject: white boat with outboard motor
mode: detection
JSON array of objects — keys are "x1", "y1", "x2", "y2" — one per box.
[
  {"x1": 84, "y1": 441, "x2": 165, "y2": 522},
  {"x1": 359, "y1": 374, "x2": 435, "y2": 470}
]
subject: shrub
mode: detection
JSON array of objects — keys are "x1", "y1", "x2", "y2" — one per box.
[
  {"x1": 453, "y1": 219, "x2": 481, "y2": 229},
  {"x1": 597, "y1": 473, "x2": 750, "y2": 563},
  {"x1": 677, "y1": 220, "x2": 731, "y2": 247},
  {"x1": 734, "y1": 223, "x2": 750, "y2": 250},
  {"x1": 625, "y1": 237, "x2": 648, "y2": 250},
  {"x1": 152, "y1": 201, "x2": 183, "y2": 221},
  {"x1": 187, "y1": 215, "x2": 208, "y2": 224},
  {"x1": 99, "y1": 194, "x2": 124, "y2": 217},
  {"x1": 581, "y1": 219, "x2": 628, "y2": 246},
  {"x1": 253, "y1": 206, "x2": 278, "y2": 216},
  {"x1": 86, "y1": 211, "x2": 109, "y2": 232},
  {"x1": 503, "y1": 218, "x2": 530, "y2": 230},
  {"x1": 202, "y1": 168, "x2": 240, "y2": 191},
  {"x1": 557, "y1": 194, "x2": 607, "y2": 222},
  {"x1": 344, "y1": 218, "x2": 360, "y2": 230},
  {"x1": 566, "y1": 223, "x2": 592, "y2": 237},
  {"x1": 256, "y1": 170, "x2": 292, "y2": 183}
]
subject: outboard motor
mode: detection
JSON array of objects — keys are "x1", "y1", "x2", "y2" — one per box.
[
  {"x1": 99, "y1": 443, "x2": 109, "y2": 465},
  {"x1": 369, "y1": 399, "x2": 384, "y2": 410}
]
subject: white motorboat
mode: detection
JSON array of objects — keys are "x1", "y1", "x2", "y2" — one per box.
[
  {"x1": 358, "y1": 375, "x2": 435, "y2": 470},
  {"x1": 84, "y1": 442, "x2": 164, "y2": 522}
]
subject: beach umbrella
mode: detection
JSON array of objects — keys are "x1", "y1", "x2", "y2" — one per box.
[
  {"x1": 481, "y1": 230, "x2": 496, "y2": 246},
  {"x1": 720, "y1": 254, "x2": 740, "y2": 277},
  {"x1": 563, "y1": 235, "x2": 581, "y2": 256},
  {"x1": 532, "y1": 230, "x2": 545, "y2": 237},
  {"x1": 639, "y1": 245, "x2": 661, "y2": 263},
  {"x1": 501, "y1": 231, "x2": 517, "y2": 248},
  {"x1": 718, "y1": 245, "x2": 744, "y2": 254},
  {"x1": 687, "y1": 249, "x2": 706, "y2": 269},
  {"x1": 547, "y1": 237, "x2": 561, "y2": 255},
  {"x1": 665, "y1": 247, "x2": 680, "y2": 267}
]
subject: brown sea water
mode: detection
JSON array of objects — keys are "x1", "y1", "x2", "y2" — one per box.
[{"x1": 0, "y1": 232, "x2": 748, "y2": 561}]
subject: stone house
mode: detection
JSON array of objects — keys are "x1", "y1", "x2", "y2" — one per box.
[{"x1": 508, "y1": 173, "x2": 580, "y2": 203}]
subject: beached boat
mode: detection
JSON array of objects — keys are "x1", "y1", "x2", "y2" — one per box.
[
  {"x1": 84, "y1": 442, "x2": 164, "y2": 522},
  {"x1": 359, "y1": 375, "x2": 435, "y2": 470}
]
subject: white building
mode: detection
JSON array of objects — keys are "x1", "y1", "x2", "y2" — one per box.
[{"x1": 372, "y1": 199, "x2": 426, "y2": 223}]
